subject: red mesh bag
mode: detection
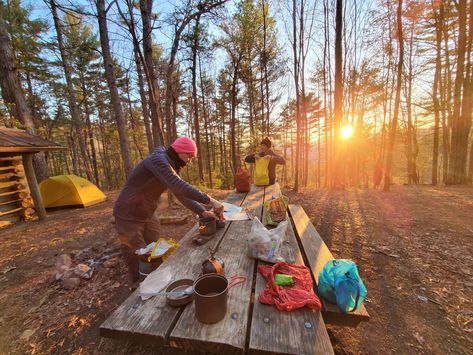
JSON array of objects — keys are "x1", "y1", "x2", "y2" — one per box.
[
  {"x1": 258, "y1": 262, "x2": 322, "y2": 311},
  {"x1": 235, "y1": 167, "x2": 251, "y2": 192}
]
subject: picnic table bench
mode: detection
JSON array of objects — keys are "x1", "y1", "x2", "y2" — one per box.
[{"x1": 101, "y1": 183, "x2": 369, "y2": 354}]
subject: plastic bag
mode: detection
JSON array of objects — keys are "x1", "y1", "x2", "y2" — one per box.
[
  {"x1": 139, "y1": 264, "x2": 173, "y2": 300},
  {"x1": 259, "y1": 262, "x2": 322, "y2": 311},
  {"x1": 148, "y1": 238, "x2": 179, "y2": 262},
  {"x1": 264, "y1": 195, "x2": 289, "y2": 226},
  {"x1": 318, "y1": 259, "x2": 368, "y2": 313},
  {"x1": 255, "y1": 158, "x2": 270, "y2": 186},
  {"x1": 247, "y1": 217, "x2": 287, "y2": 263}
]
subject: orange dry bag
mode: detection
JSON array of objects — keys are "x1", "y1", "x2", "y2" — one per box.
[{"x1": 235, "y1": 167, "x2": 251, "y2": 192}]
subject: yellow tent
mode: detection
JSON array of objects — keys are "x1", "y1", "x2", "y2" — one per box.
[{"x1": 39, "y1": 175, "x2": 106, "y2": 208}]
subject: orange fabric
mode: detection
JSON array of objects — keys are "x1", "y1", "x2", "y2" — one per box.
[
  {"x1": 235, "y1": 167, "x2": 251, "y2": 192},
  {"x1": 210, "y1": 258, "x2": 223, "y2": 274}
]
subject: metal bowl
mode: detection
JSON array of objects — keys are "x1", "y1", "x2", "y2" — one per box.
[{"x1": 165, "y1": 279, "x2": 194, "y2": 307}]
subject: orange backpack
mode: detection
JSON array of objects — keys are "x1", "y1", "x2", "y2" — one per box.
[{"x1": 235, "y1": 167, "x2": 251, "y2": 192}]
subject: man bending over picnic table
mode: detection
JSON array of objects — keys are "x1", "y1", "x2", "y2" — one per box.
[
  {"x1": 245, "y1": 137, "x2": 285, "y2": 185},
  {"x1": 113, "y1": 136, "x2": 224, "y2": 282}
]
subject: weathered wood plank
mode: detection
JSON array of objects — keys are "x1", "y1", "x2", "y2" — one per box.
[
  {"x1": 0, "y1": 189, "x2": 28, "y2": 198},
  {"x1": 0, "y1": 165, "x2": 23, "y2": 172},
  {"x1": 0, "y1": 172, "x2": 24, "y2": 180},
  {"x1": 0, "y1": 180, "x2": 19, "y2": 189},
  {"x1": 288, "y1": 205, "x2": 370, "y2": 327},
  {"x1": 0, "y1": 207, "x2": 22, "y2": 217},
  {"x1": 168, "y1": 186, "x2": 265, "y2": 353},
  {"x1": 0, "y1": 198, "x2": 21, "y2": 207},
  {"x1": 248, "y1": 184, "x2": 334, "y2": 355},
  {"x1": 100, "y1": 190, "x2": 248, "y2": 344},
  {"x1": 0, "y1": 156, "x2": 21, "y2": 162}
]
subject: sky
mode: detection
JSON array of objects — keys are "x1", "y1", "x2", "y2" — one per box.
[{"x1": 22, "y1": 0, "x2": 431, "y2": 139}]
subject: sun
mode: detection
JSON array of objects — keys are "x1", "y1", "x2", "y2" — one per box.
[{"x1": 341, "y1": 125, "x2": 353, "y2": 139}]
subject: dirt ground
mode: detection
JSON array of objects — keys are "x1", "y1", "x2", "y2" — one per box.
[
  {"x1": 0, "y1": 185, "x2": 472, "y2": 354},
  {"x1": 285, "y1": 185, "x2": 473, "y2": 355}
]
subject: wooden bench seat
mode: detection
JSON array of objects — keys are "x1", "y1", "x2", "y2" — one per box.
[{"x1": 288, "y1": 204, "x2": 370, "y2": 327}]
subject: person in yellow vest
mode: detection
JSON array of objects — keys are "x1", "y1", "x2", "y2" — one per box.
[{"x1": 245, "y1": 137, "x2": 285, "y2": 185}]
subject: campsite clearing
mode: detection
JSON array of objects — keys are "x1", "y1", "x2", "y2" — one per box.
[{"x1": 0, "y1": 186, "x2": 472, "y2": 354}]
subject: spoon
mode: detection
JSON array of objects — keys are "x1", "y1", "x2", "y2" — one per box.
[{"x1": 156, "y1": 286, "x2": 194, "y2": 297}]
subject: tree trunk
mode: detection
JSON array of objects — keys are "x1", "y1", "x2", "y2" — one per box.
[
  {"x1": 323, "y1": 0, "x2": 329, "y2": 187},
  {"x1": 23, "y1": 154, "x2": 47, "y2": 220},
  {"x1": 230, "y1": 59, "x2": 240, "y2": 173},
  {"x1": 432, "y1": 3, "x2": 442, "y2": 185},
  {"x1": 261, "y1": 0, "x2": 271, "y2": 135},
  {"x1": 405, "y1": 20, "x2": 417, "y2": 184},
  {"x1": 96, "y1": 0, "x2": 133, "y2": 177},
  {"x1": 125, "y1": 73, "x2": 144, "y2": 161},
  {"x1": 134, "y1": 44, "x2": 154, "y2": 154},
  {"x1": 0, "y1": 9, "x2": 48, "y2": 182},
  {"x1": 299, "y1": 0, "x2": 309, "y2": 187},
  {"x1": 139, "y1": 0, "x2": 165, "y2": 146},
  {"x1": 292, "y1": 0, "x2": 301, "y2": 192},
  {"x1": 333, "y1": 0, "x2": 343, "y2": 189},
  {"x1": 460, "y1": 0, "x2": 473, "y2": 184},
  {"x1": 79, "y1": 74, "x2": 100, "y2": 187},
  {"x1": 198, "y1": 54, "x2": 213, "y2": 188},
  {"x1": 191, "y1": 16, "x2": 204, "y2": 182},
  {"x1": 50, "y1": 0, "x2": 93, "y2": 181},
  {"x1": 383, "y1": 0, "x2": 404, "y2": 192},
  {"x1": 448, "y1": 0, "x2": 468, "y2": 184}
]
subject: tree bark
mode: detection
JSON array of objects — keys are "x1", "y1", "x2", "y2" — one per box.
[
  {"x1": 383, "y1": 0, "x2": 404, "y2": 191},
  {"x1": 191, "y1": 16, "x2": 204, "y2": 182},
  {"x1": 50, "y1": 0, "x2": 93, "y2": 181},
  {"x1": 134, "y1": 44, "x2": 154, "y2": 154},
  {"x1": 0, "y1": 8, "x2": 48, "y2": 182},
  {"x1": 23, "y1": 154, "x2": 47, "y2": 220},
  {"x1": 164, "y1": 1, "x2": 228, "y2": 144},
  {"x1": 198, "y1": 53, "x2": 213, "y2": 188},
  {"x1": 405, "y1": 20, "x2": 418, "y2": 184},
  {"x1": 96, "y1": 0, "x2": 133, "y2": 177},
  {"x1": 292, "y1": 0, "x2": 301, "y2": 191},
  {"x1": 139, "y1": 0, "x2": 165, "y2": 146},
  {"x1": 432, "y1": 2, "x2": 442, "y2": 185},
  {"x1": 448, "y1": 0, "x2": 468, "y2": 184},
  {"x1": 333, "y1": 0, "x2": 343, "y2": 189},
  {"x1": 230, "y1": 59, "x2": 240, "y2": 173}
]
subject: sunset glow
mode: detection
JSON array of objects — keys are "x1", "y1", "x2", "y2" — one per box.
[{"x1": 341, "y1": 125, "x2": 353, "y2": 139}]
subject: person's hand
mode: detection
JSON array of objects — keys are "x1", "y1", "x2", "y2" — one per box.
[
  {"x1": 209, "y1": 197, "x2": 224, "y2": 214},
  {"x1": 201, "y1": 210, "x2": 217, "y2": 219},
  {"x1": 254, "y1": 153, "x2": 260, "y2": 159},
  {"x1": 263, "y1": 155, "x2": 272, "y2": 160}
]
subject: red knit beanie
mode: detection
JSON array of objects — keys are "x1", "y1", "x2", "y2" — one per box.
[{"x1": 171, "y1": 137, "x2": 198, "y2": 157}]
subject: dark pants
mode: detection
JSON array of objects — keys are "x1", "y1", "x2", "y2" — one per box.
[{"x1": 115, "y1": 213, "x2": 161, "y2": 282}]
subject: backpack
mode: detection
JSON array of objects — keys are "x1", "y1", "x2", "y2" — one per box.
[
  {"x1": 318, "y1": 259, "x2": 367, "y2": 313},
  {"x1": 235, "y1": 167, "x2": 251, "y2": 192},
  {"x1": 255, "y1": 158, "x2": 270, "y2": 186}
]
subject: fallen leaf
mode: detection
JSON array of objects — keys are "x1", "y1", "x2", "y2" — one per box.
[
  {"x1": 413, "y1": 332, "x2": 424, "y2": 344},
  {"x1": 20, "y1": 329, "x2": 35, "y2": 341},
  {"x1": 1, "y1": 266, "x2": 16, "y2": 274}
]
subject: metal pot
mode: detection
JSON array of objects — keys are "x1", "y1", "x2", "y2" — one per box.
[
  {"x1": 138, "y1": 255, "x2": 162, "y2": 280},
  {"x1": 193, "y1": 273, "x2": 246, "y2": 324},
  {"x1": 198, "y1": 216, "x2": 217, "y2": 235},
  {"x1": 193, "y1": 274, "x2": 228, "y2": 324}
]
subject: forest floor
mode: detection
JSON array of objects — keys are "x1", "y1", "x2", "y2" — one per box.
[{"x1": 0, "y1": 185, "x2": 472, "y2": 354}]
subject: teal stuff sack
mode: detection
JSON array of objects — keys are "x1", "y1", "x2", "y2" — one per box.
[{"x1": 318, "y1": 259, "x2": 367, "y2": 313}]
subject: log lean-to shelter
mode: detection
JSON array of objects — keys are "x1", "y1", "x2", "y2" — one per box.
[{"x1": 0, "y1": 127, "x2": 63, "y2": 228}]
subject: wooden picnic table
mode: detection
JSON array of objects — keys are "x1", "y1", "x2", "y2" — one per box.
[{"x1": 101, "y1": 183, "x2": 368, "y2": 354}]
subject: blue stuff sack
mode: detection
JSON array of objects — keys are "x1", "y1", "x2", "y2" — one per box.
[{"x1": 318, "y1": 259, "x2": 367, "y2": 313}]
